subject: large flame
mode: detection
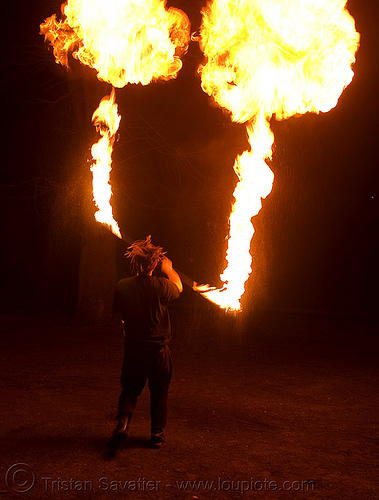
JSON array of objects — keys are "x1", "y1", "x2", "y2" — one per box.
[
  {"x1": 41, "y1": 0, "x2": 190, "y2": 239},
  {"x1": 91, "y1": 89, "x2": 121, "y2": 238},
  {"x1": 198, "y1": 0, "x2": 360, "y2": 311},
  {"x1": 40, "y1": 0, "x2": 190, "y2": 87}
]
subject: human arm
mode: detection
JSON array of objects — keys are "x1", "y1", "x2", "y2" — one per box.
[{"x1": 160, "y1": 256, "x2": 183, "y2": 293}]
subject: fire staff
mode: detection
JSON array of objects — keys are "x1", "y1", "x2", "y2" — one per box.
[{"x1": 107, "y1": 236, "x2": 182, "y2": 454}]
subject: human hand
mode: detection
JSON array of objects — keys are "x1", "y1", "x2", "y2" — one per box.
[
  {"x1": 160, "y1": 256, "x2": 183, "y2": 293},
  {"x1": 160, "y1": 256, "x2": 173, "y2": 276}
]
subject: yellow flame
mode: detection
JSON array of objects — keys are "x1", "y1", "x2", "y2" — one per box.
[
  {"x1": 41, "y1": 0, "x2": 190, "y2": 239},
  {"x1": 91, "y1": 89, "x2": 121, "y2": 238},
  {"x1": 40, "y1": 0, "x2": 190, "y2": 87},
  {"x1": 198, "y1": 0, "x2": 360, "y2": 311}
]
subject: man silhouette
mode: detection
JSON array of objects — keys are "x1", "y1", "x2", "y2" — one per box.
[{"x1": 107, "y1": 236, "x2": 182, "y2": 454}]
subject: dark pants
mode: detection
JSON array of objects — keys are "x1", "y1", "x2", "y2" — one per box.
[{"x1": 117, "y1": 343, "x2": 172, "y2": 428}]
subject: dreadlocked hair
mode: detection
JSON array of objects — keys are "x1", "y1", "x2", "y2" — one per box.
[{"x1": 125, "y1": 235, "x2": 165, "y2": 275}]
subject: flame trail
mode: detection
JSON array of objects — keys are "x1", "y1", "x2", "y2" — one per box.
[
  {"x1": 40, "y1": 0, "x2": 190, "y2": 236},
  {"x1": 91, "y1": 89, "x2": 121, "y2": 238},
  {"x1": 198, "y1": 0, "x2": 360, "y2": 311}
]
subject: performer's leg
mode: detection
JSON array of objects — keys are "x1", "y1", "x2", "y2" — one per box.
[
  {"x1": 148, "y1": 346, "x2": 172, "y2": 447},
  {"x1": 117, "y1": 348, "x2": 147, "y2": 419},
  {"x1": 107, "y1": 348, "x2": 147, "y2": 455}
]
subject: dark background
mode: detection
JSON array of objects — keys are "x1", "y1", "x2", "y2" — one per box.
[{"x1": 1, "y1": 0, "x2": 378, "y2": 319}]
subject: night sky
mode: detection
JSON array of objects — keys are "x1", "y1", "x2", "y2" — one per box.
[{"x1": 1, "y1": 0, "x2": 378, "y2": 318}]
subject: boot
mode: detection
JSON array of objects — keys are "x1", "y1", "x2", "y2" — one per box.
[
  {"x1": 150, "y1": 427, "x2": 165, "y2": 449},
  {"x1": 106, "y1": 415, "x2": 130, "y2": 456},
  {"x1": 112, "y1": 415, "x2": 130, "y2": 436}
]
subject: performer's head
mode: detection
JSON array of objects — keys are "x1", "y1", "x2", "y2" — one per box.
[{"x1": 125, "y1": 235, "x2": 165, "y2": 275}]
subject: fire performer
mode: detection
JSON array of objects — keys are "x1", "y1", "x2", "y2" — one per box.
[{"x1": 107, "y1": 236, "x2": 182, "y2": 454}]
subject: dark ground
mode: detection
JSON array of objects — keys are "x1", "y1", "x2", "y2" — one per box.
[{"x1": 1, "y1": 303, "x2": 378, "y2": 499}]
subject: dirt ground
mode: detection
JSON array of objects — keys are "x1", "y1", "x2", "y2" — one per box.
[{"x1": 0, "y1": 301, "x2": 378, "y2": 499}]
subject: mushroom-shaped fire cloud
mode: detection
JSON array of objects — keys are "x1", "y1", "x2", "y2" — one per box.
[
  {"x1": 40, "y1": 0, "x2": 191, "y2": 237},
  {"x1": 197, "y1": 0, "x2": 360, "y2": 311},
  {"x1": 40, "y1": 0, "x2": 191, "y2": 87}
]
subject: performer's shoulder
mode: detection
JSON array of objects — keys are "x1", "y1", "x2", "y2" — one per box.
[{"x1": 116, "y1": 276, "x2": 136, "y2": 288}]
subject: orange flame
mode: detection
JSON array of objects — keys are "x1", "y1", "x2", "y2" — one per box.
[
  {"x1": 40, "y1": 0, "x2": 190, "y2": 239},
  {"x1": 40, "y1": 0, "x2": 190, "y2": 87},
  {"x1": 198, "y1": 0, "x2": 360, "y2": 311},
  {"x1": 91, "y1": 89, "x2": 121, "y2": 238}
]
